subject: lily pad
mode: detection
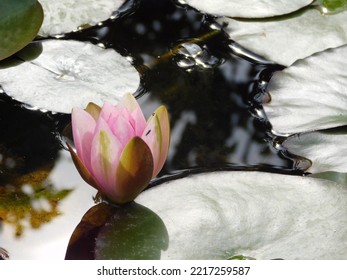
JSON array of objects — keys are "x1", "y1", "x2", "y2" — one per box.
[
  {"x1": 67, "y1": 171, "x2": 347, "y2": 259},
  {"x1": 65, "y1": 202, "x2": 169, "y2": 260},
  {"x1": 0, "y1": 0, "x2": 43, "y2": 60},
  {"x1": 264, "y1": 45, "x2": 347, "y2": 135},
  {"x1": 0, "y1": 39, "x2": 140, "y2": 113},
  {"x1": 38, "y1": 0, "x2": 127, "y2": 36},
  {"x1": 183, "y1": 0, "x2": 313, "y2": 18},
  {"x1": 283, "y1": 129, "x2": 347, "y2": 173},
  {"x1": 218, "y1": 8, "x2": 347, "y2": 66}
]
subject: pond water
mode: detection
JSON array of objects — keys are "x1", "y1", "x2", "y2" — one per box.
[{"x1": 0, "y1": 0, "x2": 301, "y2": 259}]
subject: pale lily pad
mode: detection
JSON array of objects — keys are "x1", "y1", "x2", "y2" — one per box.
[
  {"x1": 135, "y1": 172, "x2": 347, "y2": 259},
  {"x1": 69, "y1": 171, "x2": 347, "y2": 259},
  {"x1": 0, "y1": 40, "x2": 140, "y2": 113},
  {"x1": 0, "y1": 0, "x2": 43, "y2": 60},
  {"x1": 183, "y1": 0, "x2": 313, "y2": 18},
  {"x1": 218, "y1": 8, "x2": 347, "y2": 66},
  {"x1": 38, "y1": 0, "x2": 127, "y2": 36},
  {"x1": 264, "y1": 45, "x2": 347, "y2": 135},
  {"x1": 283, "y1": 129, "x2": 347, "y2": 173}
]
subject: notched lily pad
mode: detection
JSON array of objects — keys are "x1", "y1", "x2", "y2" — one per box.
[
  {"x1": 0, "y1": 0, "x2": 43, "y2": 60},
  {"x1": 0, "y1": 39, "x2": 140, "y2": 113},
  {"x1": 65, "y1": 202, "x2": 169, "y2": 260}
]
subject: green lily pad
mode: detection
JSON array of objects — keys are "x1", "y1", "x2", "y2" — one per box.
[
  {"x1": 0, "y1": 0, "x2": 43, "y2": 60},
  {"x1": 65, "y1": 202, "x2": 169, "y2": 260}
]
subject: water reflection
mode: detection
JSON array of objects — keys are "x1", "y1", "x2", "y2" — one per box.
[
  {"x1": 0, "y1": 95, "x2": 97, "y2": 258},
  {"x1": 1, "y1": 150, "x2": 96, "y2": 259},
  {"x1": 0, "y1": 96, "x2": 71, "y2": 237},
  {"x1": 0, "y1": 168, "x2": 71, "y2": 237},
  {"x1": 174, "y1": 43, "x2": 221, "y2": 71}
]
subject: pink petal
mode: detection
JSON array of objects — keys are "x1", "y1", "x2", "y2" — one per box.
[
  {"x1": 90, "y1": 117, "x2": 122, "y2": 198},
  {"x1": 142, "y1": 105, "x2": 170, "y2": 177},
  {"x1": 117, "y1": 93, "x2": 147, "y2": 135},
  {"x1": 117, "y1": 93, "x2": 140, "y2": 113},
  {"x1": 99, "y1": 102, "x2": 119, "y2": 123},
  {"x1": 108, "y1": 114, "x2": 136, "y2": 147},
  {"x1": 99, "y1": 101, "x2": 136, "y2": 144},
  {"x1": 71, "y1": 107, "x2": 96, "y2": 172},
  {"x1": 130, "y1": 106, "x2": 147, "y2": 136}
]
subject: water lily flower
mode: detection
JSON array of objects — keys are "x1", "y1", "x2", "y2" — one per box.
[{"x1": 68, "y1": 93, "x2": 170, "y2": 204}]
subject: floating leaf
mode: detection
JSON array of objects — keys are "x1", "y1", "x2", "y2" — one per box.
[
  {"x1": 283, "y1": 129, "x2": 347, "y2": 173},
  {"x1": 0, "y1": 40, "x2": 140, "y2": 113},
  {"x1": 65, "y1": 202, "x2": 169, "y2": 260},
  {"x1": 38, "y1": 0, "x2": 128, "y2": 36},
  {"x1": 1, "y1": 150, "x2": 97, "y2": 259},
  {"x1": 65, "y1": 203, "x2": 115, "y2": 260},
  {"x1": 183, "y1": 0, "x2": 313, "y2": 18},
  {"x1": 218, "y1": 8, "x2": 347, "y2": 66},
  {"x1": 67, "y1": 171, "x2": 347, "y2": 259},
  {"x1": 264, "y1": 45, "x2": 347, "y2": 135},
  {"x1": 135, "y1": 171, "x2": 347, "y2": 259},
  {"x1": 0, "y1": 0, "x2": 43, "y2": 60}
]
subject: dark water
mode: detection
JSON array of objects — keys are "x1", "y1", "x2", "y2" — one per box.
[{"x1": 0, "y1": 0, "x2": 299, "y2": 259}]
